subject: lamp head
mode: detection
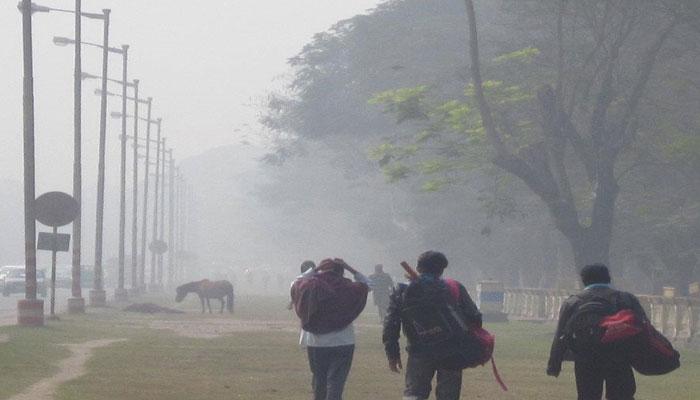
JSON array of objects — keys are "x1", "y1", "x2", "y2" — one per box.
[
  {"x1": 53, "y1": 36, "x2": 74, "y2": 47},
  {"x1": 81, "y1": 72, "x2": 99, "y2": 80},
  {"x1": 17, "y1": 2, "x2": 51, "y2": 14}
]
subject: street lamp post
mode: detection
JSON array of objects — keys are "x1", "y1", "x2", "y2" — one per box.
[
  {"x1": 69, "y1": 0, "x2": 85, "y2": 315},
  {"x1": 167, "y1": 153, "x2": 175, "y2": 288},
  {"x1": 109, "y1": 91, "x2": 162, "y2": 297},
  {"x1": 149, "y1": 131, "x2": 162, "y2": 291},
  {"x1": 58, "y1": 52, "x2": 132, "y2": 300},
  {"x1": 17, "y1": 0, "x2": 43, "y2": 327},
  {"x1": 157, "y1": 145, "x2": 168, "y2": 288},
  {"x1": 139, "y1": 103, "x2": 155, "y2": 292},
  {"x1": 115, "y1": 44, "x2": 130, "y2": 302},
  {"x1": 30, "y1": 0, "x2": 108, "y2": 315},
  {"x1": 131, "y1": 80, "x2": 141, "y2": 295},
  {"x1": 88, "y1": 8, "x2": 111, "y2": 308}
]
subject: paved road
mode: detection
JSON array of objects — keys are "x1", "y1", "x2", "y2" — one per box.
[{"x1": 0, "y1": 289, "x2": 73, "y2": 326}]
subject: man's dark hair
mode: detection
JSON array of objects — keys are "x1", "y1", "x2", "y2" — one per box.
[
  {"x1": 300, "y1": 260, "x2": 316, "y2": 274},
  {"x1": 417, "y1": 251, "x2": 448, "y2": 275},
  {"x1": 580, "y1": 263, "x2": 611, "y2": 286}
]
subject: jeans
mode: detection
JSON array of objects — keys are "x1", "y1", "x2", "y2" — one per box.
[
  {"x1": 574, "y1": 357, "x2": 636, "y2": 400},
  {"x1": 307, "y1": 345, "x2": 355, "y2": 400},
  {"x1": 403, "y1": 354, "x2": 462, "y2": 400}
]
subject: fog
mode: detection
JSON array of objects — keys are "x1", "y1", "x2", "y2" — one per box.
[{"x1": 2, "y1": 0, "x2": 699, "y2": 297}]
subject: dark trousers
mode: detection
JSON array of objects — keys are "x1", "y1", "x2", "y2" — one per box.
[
  {"x1": 376, "y1": 301, "x2": 390, "y2": 323},
  {"x1": 307, "y1": 345, "x2": 355, "y2": 400},
  {"x1": 574, "y1": 357, "x2": 636, "y2": 400},
  {"x1": 404, "y1": 354, "x2": 462, "y2": 400}
]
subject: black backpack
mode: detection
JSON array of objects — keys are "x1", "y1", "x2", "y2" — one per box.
[
  {"x1": 399, "y1": 280, "x2": 483, "y2": 368},
  {"x1": 563, "y1": 295, "x2": 621, "y2": 356}
]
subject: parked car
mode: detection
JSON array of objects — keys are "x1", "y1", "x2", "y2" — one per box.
[
  {"x1": 55, "y1": 265, "x2": 94, "y2": 289},
  {"x1": 0, "y1": 266, "x2": 46, "y2": 297}
]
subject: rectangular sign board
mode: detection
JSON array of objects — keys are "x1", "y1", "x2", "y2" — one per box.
[{"x1": 37, "y1": 232, "x2": 71, "y2": 252}]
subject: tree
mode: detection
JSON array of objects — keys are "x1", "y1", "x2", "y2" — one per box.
[{"x1": 371, "y1": 0, "x2": 698, "y2": 268}]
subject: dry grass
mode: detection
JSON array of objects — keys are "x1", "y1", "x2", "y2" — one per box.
[{"x1": 0, "y1": 295, "x2": 696, "y2": 400}]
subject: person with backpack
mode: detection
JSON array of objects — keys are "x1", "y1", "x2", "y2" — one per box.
[
  {"x1": 290, "y1": 258, "x2": 371, "y2": 400},
  {"x1": 382, "y1": 251, "x2": 482, "y2": 400},
  {"x1": 547, "y1": 263, "x2": 649, "y2": 400}
]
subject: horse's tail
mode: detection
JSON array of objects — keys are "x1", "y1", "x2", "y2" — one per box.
[{"x1": 226, "y1": 282, "x2": 234, "y2": 313}]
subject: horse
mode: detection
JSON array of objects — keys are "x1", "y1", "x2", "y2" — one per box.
[{"x1": 175, "y1": 280, "x2": 234, "y2": 314}]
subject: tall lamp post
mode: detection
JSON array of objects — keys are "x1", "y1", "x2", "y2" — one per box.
[
  {"x1": 24, "y1": 0, "x2": 107, "y2": 315},
  {"x1": 111, "y1": 110, "x2": 160, "y2": 293},
  {"x1": 167, "y1": 152, "x2": 175, "y2": 288},
  {"x1": 72, "y1": 45, "x2": 133, "y2": 302},
  {"x1": 53, "y1": 8, "x2": 112, "y2": 307},
  {"x1": 157, "y1": 144, "x2": 168, "y2": 288},
  {"x1": 149, "y1": 132, "x2": 163, "y2": 291},
  {"x1": 17, "y1": 0, "x2": 42, "y2": 326},
  {"x1": 139, "y1": 111, "x2": 157, "y2": 292}
]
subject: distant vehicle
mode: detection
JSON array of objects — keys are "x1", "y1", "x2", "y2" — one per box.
[
  {"x1": 55, "y1": 265, "x2": 94, "y2": 289},
  {"x1": 0, "y1": 266, "x2": 46, "y2": 297}
]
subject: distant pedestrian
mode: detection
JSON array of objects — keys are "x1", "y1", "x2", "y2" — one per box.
[
  {"x1": 547, "y1": 264, "x2": 649, "y2": 400},
  {"x1": 383, "y1": 251, "x2": 482, "y2": 400},
  {"x1": 369, "y1": 264, "x2": 393, "y2": 322},
  {"x1": 291, "y1": 258, "x2": 371, "y2": 400}
]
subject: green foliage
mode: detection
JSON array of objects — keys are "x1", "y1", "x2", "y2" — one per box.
[
  {"x1": 418, "y1": 159, "x2": 446, "y2": 175},
  {"x1": 493, "y1": 47, "x2": 541, "y2": 64},
  {"x1": 383, "y1": 163, "x2": 411, "y2": 182},
  {"x1": 421, "y1": 178, "x2": 450, "y2": 192},
  {"x1": 368, "y1": 86, "x2": 430, "y2": 123}
]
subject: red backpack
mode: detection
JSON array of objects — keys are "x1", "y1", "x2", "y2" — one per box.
[
  {"x1": 443, "y1": 279, "x2": 507, "y2": 391},
  {"x1": 598, "y1": 310, "x2": 680, "y2": 375},
  {"x1": 566, "y1": 299, "x2": 680, "y2": 376}
]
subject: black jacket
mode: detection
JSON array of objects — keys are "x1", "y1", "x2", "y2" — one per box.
[
  {"x1": 382, "y1": 275, "x2": 482, "y2": 361},
  {"x1": 547, "y1": 286, "x2": 649, "y2": 374}
]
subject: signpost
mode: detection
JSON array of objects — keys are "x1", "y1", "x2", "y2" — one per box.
[
  {"x1": 149, "y1": 240, "x2": 168, "y2": 255},
  {"x1": 34, "y1": 192, "x2": 79, "y2": 320}
]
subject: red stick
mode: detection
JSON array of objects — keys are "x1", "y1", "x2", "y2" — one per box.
[{"x1": 400, "y1": 261, "x2": 419, "y2": 281}]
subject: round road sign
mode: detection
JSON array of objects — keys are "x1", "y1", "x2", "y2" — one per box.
[
  {"x1": 149, "y1": 240, "x2": 169, "y2": 255},
  {"x1": 34, "y1": 192, "x2": 79, "y2": 227}
]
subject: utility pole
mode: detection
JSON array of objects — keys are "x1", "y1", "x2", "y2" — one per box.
[
  {"x1": 157, "y1": 145, "x2": 168, "y2": 287},
  {"x1": 18, "y1": 0, "x2": 43, "y2": 326},
  {"x1": 115, "y1": 44, "x2": 129, "y2": 302},
  {"x1": 149, "y1": 129, "x2": 162, "y2": 291},
  {"x1": 130, "y1": 80, "x2": 140, "y2": 295},
  {"x1": 89, "y1": 8, "x2": 110, "y2": 308},
  {"x1": 139, "y1": 103, "x2": 154, "y2": 292},
  {"x1": 167, "y1": 153, "x2": 175, "y2": 288},
  {"x1": 68, "y1": 0, "x2": 85, "y2": 314}
]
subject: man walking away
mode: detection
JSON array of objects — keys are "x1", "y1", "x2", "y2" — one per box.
[
  {"x1": 291, "y1": 258, "x2": 371, "y2": 400},
  {"x1": 369, "y1": 264, "x2": 394, "y2": 322},
  {"x1": 547, "y1": 264, "x2": 649, "y2": 400},
  {"x1": 383, "y1": 251, "x2": 482, "y2": 400}
]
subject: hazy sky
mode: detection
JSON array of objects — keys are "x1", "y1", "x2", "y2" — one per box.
[{"x1": 0, "y1": 0, "x2": 383, "y2": 192}]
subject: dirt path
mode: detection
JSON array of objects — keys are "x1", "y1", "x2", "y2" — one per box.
[{"x1": 9, "y1": 338, "x2": 126, "y2": 400}]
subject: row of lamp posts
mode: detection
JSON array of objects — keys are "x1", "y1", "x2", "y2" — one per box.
[{"x1": 17, "y1": 0, "x2": 190, "y2": 326}]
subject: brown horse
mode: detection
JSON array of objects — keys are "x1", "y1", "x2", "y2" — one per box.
[{"x1": 175, "y1": 280, "x2": 234, "y2": 314}]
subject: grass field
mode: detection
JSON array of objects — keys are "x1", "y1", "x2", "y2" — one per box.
[{"x1": 0, "y1": 295, "x2": 697, "y2": 399}]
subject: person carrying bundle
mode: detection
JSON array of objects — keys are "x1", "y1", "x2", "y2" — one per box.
[
  {"x1": 290, "y1": 258, "x2": 371, "y2": 400},
  {"x1": 382, "y1": 251, "x2": 486, "y2": 400},
  {"x1": 547, "y1": 263, "x2": 680, "y2": 400}
]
